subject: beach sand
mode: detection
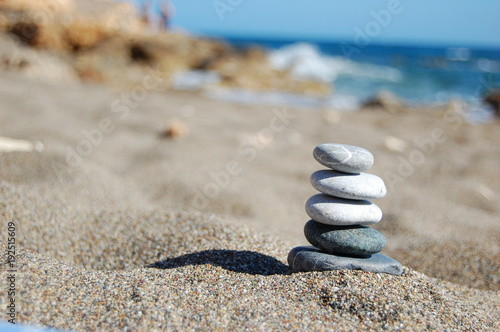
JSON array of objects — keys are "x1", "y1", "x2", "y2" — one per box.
[{"x1": 1, "y1": 68, "x2": 500, "y2": 330}]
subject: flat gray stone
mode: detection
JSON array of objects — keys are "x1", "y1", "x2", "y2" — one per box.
[
  {"x1": 313, "y1": 143, "x2": 374, "y2": 173},
  {"x1": 288, "y1": 246, "x2": 403, "y2": 276},
  {"x1": 305, "y1": 194, "x2": 382, "y2": 226},
  {"x1": 310, "y1": 170, "x2": 387, "y2": 200},
  {"x1": 304, "y1": 220, "x2": 386, "y2": 256}
]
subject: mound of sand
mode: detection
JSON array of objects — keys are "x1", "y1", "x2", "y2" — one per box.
[{"x1": 1, "y1": 178, "x2": 499, "y2": 330}]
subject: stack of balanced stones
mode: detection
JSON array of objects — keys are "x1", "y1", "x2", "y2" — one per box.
[{"x1": 288, "y1": 143, "x2": 403, "y2": 276}]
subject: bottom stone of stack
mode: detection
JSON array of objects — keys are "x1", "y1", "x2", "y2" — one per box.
[{"x1": 288, "y1": 246, "x2": 403, "y2": 276}]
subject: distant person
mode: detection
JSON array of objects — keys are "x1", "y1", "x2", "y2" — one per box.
[
  {"x1": 140, "y1": 0, "x2": 152, "y2": 26},
  {"x1": 159, "y1": 0, "x2": 175, "y2": 30}
]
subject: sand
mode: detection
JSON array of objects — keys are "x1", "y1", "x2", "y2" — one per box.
[{"x1": 1, "y1": 64, "x2": 500, "y2": 330}]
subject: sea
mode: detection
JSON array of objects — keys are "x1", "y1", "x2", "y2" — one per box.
[{"x1": 174, "y1": 37, "x2": 500, "y2": 122}]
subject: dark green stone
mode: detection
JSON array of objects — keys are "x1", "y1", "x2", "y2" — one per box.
[{"x1": 304, "y1": 219, "x2": 386, "y2": 256}]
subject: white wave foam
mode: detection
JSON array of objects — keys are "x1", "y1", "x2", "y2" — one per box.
[
  {"x1": 268, "y1": 42, "x2": 403, "y2": 83},
  {"x1": 172, "y1": 70, "x2": 221, "y2": 91},
  {"x1": 203, "y1": 87, "x2": 325, "y2": 108},
  {"x1": 326, "y1": 94, "x2": 360, "y2": 111}
]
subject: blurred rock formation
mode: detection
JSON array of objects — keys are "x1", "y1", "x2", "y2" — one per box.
[
  {"x1": 0, "y1": 0, "x2": 331, "y2": 96},
  {"x1": 484, "y1": 90, "x2": 500, "y2": 118}
]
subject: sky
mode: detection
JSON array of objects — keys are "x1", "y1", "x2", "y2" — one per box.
[{"x1": 132, "y1": 0, "x2": 500, "y2": 49}]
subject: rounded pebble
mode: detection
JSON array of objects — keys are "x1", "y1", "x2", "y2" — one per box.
[
  {"x1": 310, "y1": 170, "x2": 387, "y2": 200},
  {"x1": 304, "y1": 220, "x2": 386, "y2": 256},
  {"x1": 313, "y1": 143, "x2": 374, "y2": 173},
  {"x1": 305, "y1": 194, "x2": 382, "y2": 225},
  {"x1": 288, "y1": 246, "x2": 403, "y2": 275}
]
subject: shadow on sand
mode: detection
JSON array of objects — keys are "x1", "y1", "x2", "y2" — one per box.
[{"x1": 148, "y1": 249, "x2": 290, "y2": 276}]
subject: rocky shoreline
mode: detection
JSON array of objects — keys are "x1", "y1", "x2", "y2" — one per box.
[{"x1": 0, "y1": 0, "x2": 330, "y2": 96}]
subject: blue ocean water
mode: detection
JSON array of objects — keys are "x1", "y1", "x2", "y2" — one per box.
[{"x1": 221, "y1": 37, "x2": 500, "y2": 116}]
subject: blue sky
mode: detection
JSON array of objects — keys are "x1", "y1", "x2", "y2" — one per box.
[{"x1": 132, "y1": 0, "x2": 500, "y2": 48}]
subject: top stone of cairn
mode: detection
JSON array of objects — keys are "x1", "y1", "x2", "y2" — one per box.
[{"x1": 313, "y1": 143, "x2": 374, "y2": 174}]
